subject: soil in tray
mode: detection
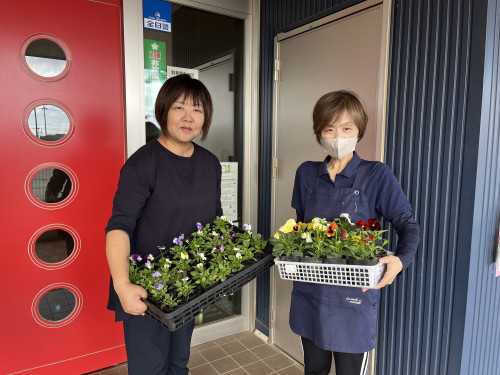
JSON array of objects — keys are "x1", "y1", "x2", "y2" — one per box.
[
  {"x1": 323, "y1": 258, "x2": 347, "y2": 264},
  {"x1": 346, "y1": 257, "x2": 380, "y2": 266}
]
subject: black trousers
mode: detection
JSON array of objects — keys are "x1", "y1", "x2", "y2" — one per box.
[
  {"x1": 123, "y1": 315, "x2": 195, "y2": 375},
  {"x1": 301, "y1": 337, "x2": 368, "y2": 375}
]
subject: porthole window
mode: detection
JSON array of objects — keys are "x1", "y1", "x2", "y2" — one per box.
[
  {"x1": 20, "y1": 35, "x2": 72, "y2": 81},
  {"x1": 32, "y1": 284, "x2": 82, "y2": 328},
  {"x1": 38, "y1": 288, "x2": 76, "y2": 322},
  {"x1": 24, "y1": 101, "x2": 73, "y2": 145},
  {"x1": 32, "y1": 168, "x2": 72, "y2": 204},
  {"x1": 25, "y1": 164, "x2": 78, "y2": 209},
  {"x1": 35, "y1": 229, "x2": 74, "y2": 263},
  {"x1": 29, "y1": 224, "x2": 80, "y2": 270}
]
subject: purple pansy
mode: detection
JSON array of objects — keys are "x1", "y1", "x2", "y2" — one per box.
[
  {"x1": 173, "y1": 234, "x2": 184, "y2": 246},
  {"x1": 155, "y1": 282, "x2": 165, "y2": 290},
  {"x1": 152, "y1": 272, "x2": 162, "y2": 277},
  {"x1": 130, "y1": 254, "x2": 142, "y2": 262},
  {"x1": 196, "y1": 222, "x2": 203, "y2": 231}
]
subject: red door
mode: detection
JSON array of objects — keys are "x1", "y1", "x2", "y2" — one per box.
[{"x1": 0, "y1": 1, "x2": 127, "y2": 373}]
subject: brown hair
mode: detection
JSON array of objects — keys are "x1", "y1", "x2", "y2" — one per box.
[
  {"x1": 312, "y1": 90, "x2": 368, "y2": 143},
  {"x1": 155, "y1": 74, "x2": 213, "y2": 141}
]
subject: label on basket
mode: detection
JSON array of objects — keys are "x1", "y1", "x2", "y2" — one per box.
[{"x1": 284, "y1": 264, "x2": 297, "y2": 273}]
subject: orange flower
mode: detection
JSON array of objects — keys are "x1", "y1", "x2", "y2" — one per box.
[{"x1": 326, "y1": 222, "x2": 338, "y2": 236}]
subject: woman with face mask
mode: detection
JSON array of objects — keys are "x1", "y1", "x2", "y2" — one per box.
[{"x1": 290, "y1": 91, "x2": 420, "y2": 375}]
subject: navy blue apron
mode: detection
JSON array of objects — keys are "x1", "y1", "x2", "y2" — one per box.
[{"x1": 289, "y1": 161, "x2": 381, "y2": 354}]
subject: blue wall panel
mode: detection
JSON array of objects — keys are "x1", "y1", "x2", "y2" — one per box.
[
  {"x1": 257, "y1": 1, "x2": 500, "y2": 374},
  {"x1": 460, "y1": 0, "x2": 500, "y2": 373},
  {"x1": 380, "y1": 0, "x2": 477, "y2": 373}
]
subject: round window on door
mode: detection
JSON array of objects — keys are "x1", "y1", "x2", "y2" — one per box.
[
  {"x1": 23, "y1": 100, "x2": 75, "y2": 146},
  {"x1": 32, "y1": 283, "x2": 82, "y2": 328},
  {"x1": 25, "y1": 163, "x2": 78, "y2": 209},
  {"x1": 28, "y1": 224, "x2": 81, "y2": 270},
  {"x1": 20, "y1": 34, "x2": 72, "y2": 81}
]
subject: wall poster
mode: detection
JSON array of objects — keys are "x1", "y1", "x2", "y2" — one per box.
[{"x1": 220, "y1": 162, "x2": 238, "y2": 224}]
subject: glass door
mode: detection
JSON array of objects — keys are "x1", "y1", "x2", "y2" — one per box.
[{"x1": 141, "y1": 1, "x2": 246, "y2": 329}]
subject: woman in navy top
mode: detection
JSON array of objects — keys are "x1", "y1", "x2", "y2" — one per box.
[
  {"x1": 290, "y1": 91, "x2": 419, "y2": 375},
  {"x1": 105, "y1": 74, "x2": 222, "y2": 375}
]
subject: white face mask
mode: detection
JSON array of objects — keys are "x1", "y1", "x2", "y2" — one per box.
[{"x1": 321, "y1": 137, "x2": 358, "y2": 160}]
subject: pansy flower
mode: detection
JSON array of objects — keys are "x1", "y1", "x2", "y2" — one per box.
[
  {"x1": 129, "y1": 254, "x2": 142, "y2": 262},
  {"x1": 340, "y1": 213, "x2": 354, "y2": 225},
  {"x1": 147, "y1": 254, "x2": 154, "y2": 261},
  {"x1": 155, "y1": 282, "x2": 165, "y2": 290},
  {"x1": 367, "y1": 218, "x2": 381, "y2": 230},
  {"x1": 181, "y1": 275, "x2": 190, "y2": 281},
  {"x1": 181, "y1": 252, "x2": 189, "y2": 260},
  {"x1": 196, "y1": 222, "x2": 203, "y2": 231},
  {"x1": 216, "y1": 245, "x2": 224, "y2": 252},
  {"x1": 326, "y1": 222, "x2": 338, "y2": 236},
  {"x1": 279, "y1": 219, "x2": 295, "y2": 233},
  {"x1": 152, "y1": 271, "x2": 162, "y2": 277},
  {"x1": 243, "y1": 223, "x2": 252, "y2": 231},
  {"x1": 173, "y1": 235, "x2": 184, "y2": 245},
  {"x1": 236, "y1": 253, "x2": 242, "y2": 259},
  {"x1": 341, "y1": 229, "x2": 347, "y2": 240},
  {"x1": 145, "y1": 260, "x2": 152, "y2": 269},
  {"x1": 229, "y1": 231, "x2": 236, "y2": 239},
  {"x1": 362, "y1": 234, "x2": 375, "y2": 244},
  {"x1": 356, "y1": 220, "x2": 368, "y2": 230}
]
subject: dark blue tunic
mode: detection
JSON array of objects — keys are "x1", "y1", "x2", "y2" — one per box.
[
  {"x1": 105, "y1": 140, "x2": 222, "y2": 321},
  {"x1": 290, "y1": 153, "x2": 419, "y2": 353}
]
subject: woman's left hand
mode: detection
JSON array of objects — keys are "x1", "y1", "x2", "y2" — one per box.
[{"x1": 362, "y1": 255, "x2": 403, "y2": 292}]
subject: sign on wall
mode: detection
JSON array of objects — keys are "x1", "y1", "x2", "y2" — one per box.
[
  {"x1": 144, "y1": 39, "x2": 167, "y2": 117},
  {"x1": 143, "y1": 0, "x2": 172, "y2": 33},
  {"x1": 221, "y1": 162, "x2": 238, "y2": 224},
  {"x1": 167, "y1": 66, "x2": 199, "y2": 79}
]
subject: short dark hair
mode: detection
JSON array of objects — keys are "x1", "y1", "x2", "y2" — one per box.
[
  {"x1": 155, "y1": 74, "x2": 213, "y2": 141},
  {"x1": 312, "y1": 90, "x2": 368, "y2": 143}
]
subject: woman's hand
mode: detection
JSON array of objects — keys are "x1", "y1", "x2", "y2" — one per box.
[
  {"x1": 114, "y1": 281, "x2": 148, "y2": 315},
  {"x1": 362, "y1": 255, "x2": 403, "y2": 292}
]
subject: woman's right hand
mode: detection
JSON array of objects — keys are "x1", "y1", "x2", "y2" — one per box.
[{"x1": 114, "y1": 281, "x2": 148, "y2": 315}]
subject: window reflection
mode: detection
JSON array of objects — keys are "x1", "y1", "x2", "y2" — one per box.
[
  {"x1": 27, "y1": 104, "x2": 70, "y2": 142},
  {"x1": 31, "y1": 168, "x2": 72, "y2": 204},
  {"x1": 25, "y1": 38, "x2": 67, "y2": 77},
  {"x1": 38, "y1": 288, "x2": 76, "y2": 322},
  {"x1": 34, "y1": 229, "x2": 74, "y2": 264}
]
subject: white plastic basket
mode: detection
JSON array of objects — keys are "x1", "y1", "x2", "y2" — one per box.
[{"x1": 274, "y1": 258, "x2": 387, "y2": 288}]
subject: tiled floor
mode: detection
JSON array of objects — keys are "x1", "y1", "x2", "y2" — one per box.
[{"x1": 87, "y1": 331, "x2": 303, "y2": 375}]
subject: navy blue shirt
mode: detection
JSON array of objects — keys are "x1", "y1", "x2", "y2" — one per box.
[
  {"x1": 292, "y1": 152, "x2": 419, "y2": 269},
  {"x1": 106, "y1": 140, "x2": 222, "y2": 320}
]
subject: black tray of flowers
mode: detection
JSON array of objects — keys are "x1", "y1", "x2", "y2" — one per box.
[{"x1": 129, "y1": 217, "x2": 273, "y2": 332}]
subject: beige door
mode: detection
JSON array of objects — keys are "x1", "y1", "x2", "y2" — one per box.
[{"x1": 271, "y1": 2, "x2": 386, "y2": 365}]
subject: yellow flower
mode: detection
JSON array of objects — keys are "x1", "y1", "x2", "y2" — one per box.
[
  {"x1": 181, "y1": 252, "x2": 189, "y2": 260},
  {"x1": 279, "y1": 218, "x2": 297, "y2": 233},
  {"x1": 351, "y1": 236, "x2": 361, "y2": 243},
  {"x1": 312, "y1": 222, "x2": 323, "y2": 231},
  {"x1": 274, "y1": 232, "x2": 281, "y2": 239}
]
